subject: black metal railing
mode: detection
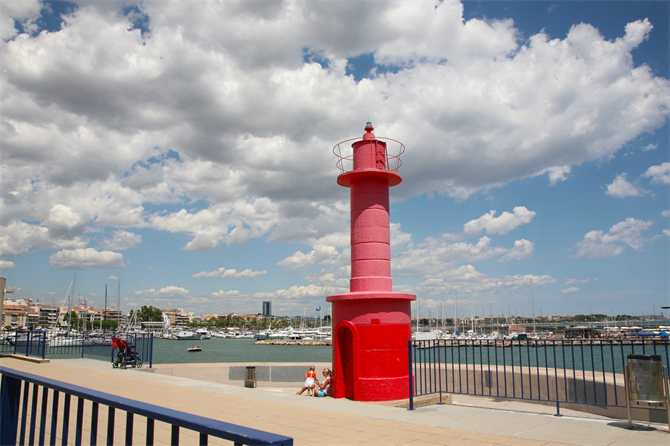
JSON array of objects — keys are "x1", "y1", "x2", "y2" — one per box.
[
  {"x1": 408, "y1": 338, "x2": 670, "y2": 414},
  {"x1": 0, "y1": 366, "x2": 293, "y2": 446}
]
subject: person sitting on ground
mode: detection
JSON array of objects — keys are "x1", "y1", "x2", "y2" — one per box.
[
  {"x1": 313, "y1": 368, "x2": 331, "y2": 397},
  {"x1": 296, "y1": 365, "x2": 317, "y2": 395}
]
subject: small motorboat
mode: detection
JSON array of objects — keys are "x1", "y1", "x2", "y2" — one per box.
[{"x1": 187, "y1": 345, "x2": 202, "y2": 352}]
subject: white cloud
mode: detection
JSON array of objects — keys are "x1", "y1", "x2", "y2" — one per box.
[
  {"x1": 541, "y1": 166, "x2": 572, "y2": 185},
  {"x1": 0, "y1": 221, "x2": 88, "y2": 258},
  {"x1": 0, "y1": 260, "x2": 17, "y2": 270},
  {"x1": 149, "y1": 199, "x2": 280, "y2": 250},
  {"x1": 644, "y1": 162, "x2": 670, "y2": 185},
  {"x1": 133, "y1": 286, "x2": 190, "y2": 298},
  {"x1": 641, "y1": 143, "x2": 657, "y2": 151},
  {"x1": 565, "y1": 278, "x2": 590, "y2": 285},
  {"x1": 562, "y1": 287, "x2": 580, "y2": 294},
  {"x1": 574, "y1": 218, "x2": 654, "y2": 258},
  {"x1": 462, "y1": 207, "x2": 536, "y2": 237},
  {"x1": 254, "y1": 283, "x2": 343, "y2": 301},
  {"x1": 98, "y1": 230, "x2": 142, "y2": 251},
  {"x1": 277, "y1": 244, "x2": 342, "y2": 271},
  {"x1": 0, "y1": 0, "x2": 41, "y2": 40},
  {"x1": 0, "y1": 3, "x2": 668, "y2": 283},
  {"x1": 500, "y1": 239, "x2": 534, "y2": 262},
  {"x1": 605, "y1": 173, "x2": 648, "y2": 198},
  {"x1": 49, "y1": 248, "x2": 125, "y2": 269},
  {"x1": 662, "y1": 210, "x2": 670, "y2": 218},
  {"x1": 210, "y1": 290, "x2": 242, "y2": 298},
  {"x1": 402, "y1": 264, "x2": 557, "y2": 296},
  {"x1": 393, "y1": 235, "x2": 529, "y2": 277},
  {"x1": 193, "y1": 267, "x2": 266, "y2": 279}
]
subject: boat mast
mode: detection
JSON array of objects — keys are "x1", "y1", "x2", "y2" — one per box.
[
  {"x1": 531, "y1": 278, "x2": 536, "y2": 334},
  {"x1": 454, "y1": 291, "x2": 457, "y2": 334},
  {"x1": 67, "y1": 273, "x2": 76, "y2": 331},
  {"x1": 471, "y1": 293, "x2": 475, "y2": 333}
]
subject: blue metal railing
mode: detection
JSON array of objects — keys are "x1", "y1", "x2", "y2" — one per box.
[
  {"x1": 2, "y1": 331, "x2": 154, "y2": 367},
  {"x1": 0, "y1": 366, "x2": 293, "y2": 446},
  {"x1": 408, "y1": 339, "x2": 670, "y2": 415},
  {"x1": 1, "y1": 331, "x2": 48, "y2": 359}
]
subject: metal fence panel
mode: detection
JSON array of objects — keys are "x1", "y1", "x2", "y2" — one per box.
[{"x1": 409, "y1": 339, "x2": 670, "y2": 415}]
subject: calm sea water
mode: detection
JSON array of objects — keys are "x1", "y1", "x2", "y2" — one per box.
[{"x1": 152, "y1": 338, "x2": 332, "y2": 364}]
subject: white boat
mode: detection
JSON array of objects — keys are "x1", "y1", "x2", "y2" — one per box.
[
  {"x1": 255, "y1": 329, "x2": 273, "y2": 340},
  {"x1": 187, "y1": 345, "x2": 201, "y2": 352},
  {"x1": 195, "y1": 328, "x2": 211, "y2": 339},
  {"x1": 174, "y1": 330, "x2": 201, "y2": 340}
]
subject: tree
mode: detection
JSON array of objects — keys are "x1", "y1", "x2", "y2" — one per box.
[{"x1": 138, "y1": 306, "x2": 163, "y2": 322}]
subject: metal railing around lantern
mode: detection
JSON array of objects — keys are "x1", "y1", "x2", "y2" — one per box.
[{"x1": 333, "y1": 137, "x2": 405, "y2": 175}]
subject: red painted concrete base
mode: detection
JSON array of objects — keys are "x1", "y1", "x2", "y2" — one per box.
[{"x1": 327, "y1": 292, "x2": 415, "y2": 401}]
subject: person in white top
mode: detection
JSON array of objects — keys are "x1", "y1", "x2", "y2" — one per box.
[{"x1": 313, "y1": 368, "x2": 331, "y2": 397}]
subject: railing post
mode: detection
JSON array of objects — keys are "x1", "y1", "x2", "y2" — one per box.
[
  {"x1": 149, "y1": 333, "x2": 154, "y2": 368},
  {"x1": 0, "y1": 374, "x2": 21, "y2": 446},
  {"x1": 408, "y1": 340, "x2": 414, "y2": 410}
]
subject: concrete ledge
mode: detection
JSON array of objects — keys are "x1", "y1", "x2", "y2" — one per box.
[
  {"x1": 370, "y1": 393, "x2": 452, "y2": 409},
  {"x1": 0, "y1": 354, "x2": 50, "y2": 364},
  {"x1": 152, "y1": 362, "x2": 331, "y2": 388}
]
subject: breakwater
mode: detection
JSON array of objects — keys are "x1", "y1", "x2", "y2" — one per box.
[{"x1": 254, "y1": 339, "x2": 332, "y2": 346}]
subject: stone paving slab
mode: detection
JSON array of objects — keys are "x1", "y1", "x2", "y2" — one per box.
[{"x1": 1, "y1": 357, "x2": 667, "y2": 445}]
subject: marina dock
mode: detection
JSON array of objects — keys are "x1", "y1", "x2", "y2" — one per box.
[{"x1": 254, "y1": 339, "x2": 332, "y2": 346}]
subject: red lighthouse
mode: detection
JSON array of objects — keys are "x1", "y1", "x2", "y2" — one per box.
[{"x1": 327, "y1": 122, "x2": 416, "y2": 401}]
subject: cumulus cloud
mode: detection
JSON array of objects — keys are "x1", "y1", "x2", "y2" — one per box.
[
  {"x1": 644, "y1": 162, "x2": 670, "y2": 185},
  {"x1": 132, "y1": 286, "x2": 190, "y2": 298},
  {"x1": 0, "y1": 221, "x2": 88, "y2": 258},
  {"x1": 462, "y1": 207, "x2": 536, "y2": 237},
  {"x1": 393, "y1": 235, "x2": 533, "y2": 277},
  {"x1": 254, "y1": 283, "x2": 344, "y2": 301},
  {"x1": 193, "y1": 267, "x2": 266, "y2": 279},
  {"x1": 605, "y1": 173, "x2": 648, "y2": 198},
  {"x1": 401, "y1": 264, "x2": 557, "y2": 297},
  {"x1": 0, "y1": 260, "x2": 17, "y2": 270},
  {"x1": 0, "y1": 3, "x2": 666, "y2": 262},
  {"x1": 98, "y1": 230, "x2": 142, "y2": 251},
  {"x1": 574, "y1": 218, "x2": 654, "y2": 258},
  {"x1": 277, "y1": 244, "x2": 342, "y2": 271},
  {"x1": 0, "y1": 0, "x2": 41, "y2": 40},
  {"x1": 500, "y1": 239, "x2": 534, "y2": 262},
  {"x1": 1, "y1": 3, "x2": 668, "y2": 312},
  {"x1": 565, "y1": 278, "x2": 590, "y2": 285},
  {"x1": 49, "y1": 248, "x2": 125, "y2": 269},
  {"x1": 210, "y1": 290, "x2": 242, "y2": 298},
  {"x1": 562, "y1": 287, "x2": 580, "y2": 294}
]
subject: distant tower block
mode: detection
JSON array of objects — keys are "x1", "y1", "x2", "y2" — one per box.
[
  {"x1": 262, "y1": 301, "x2": 272, "y2": 317},
  {"x1": 327, "y1": 123, "x2": 416, "y2": 401}
]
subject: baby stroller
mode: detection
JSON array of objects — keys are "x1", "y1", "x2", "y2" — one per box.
[{"x1": 112, "y1": 337, "x2": 142, "y2": 368}]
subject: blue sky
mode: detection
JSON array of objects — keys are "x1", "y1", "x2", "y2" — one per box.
[{"x1": 1, "y1": 1, "x2": 668, "y2": 320}]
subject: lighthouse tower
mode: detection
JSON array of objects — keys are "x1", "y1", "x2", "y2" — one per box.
[{"x1": 327, "y1": 123, "x2": 416, "y2": 401}]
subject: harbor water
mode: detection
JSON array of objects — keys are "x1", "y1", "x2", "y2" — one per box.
[{"x1": 152, "y1": 338, "x2": 332, "y2": 364}]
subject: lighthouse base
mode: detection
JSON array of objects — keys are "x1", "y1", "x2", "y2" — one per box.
[{"x1": 326, "y1": 291, "x2": 416, "y2": 401}]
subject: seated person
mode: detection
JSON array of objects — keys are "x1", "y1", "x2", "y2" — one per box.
[{"x1": 313, "y1": 368, "x2": 331, "y2": 397}]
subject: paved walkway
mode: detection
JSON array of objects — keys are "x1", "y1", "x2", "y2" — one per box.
[{"x1": 1, "y1": 357, "x2": 667, "y2": 445}]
